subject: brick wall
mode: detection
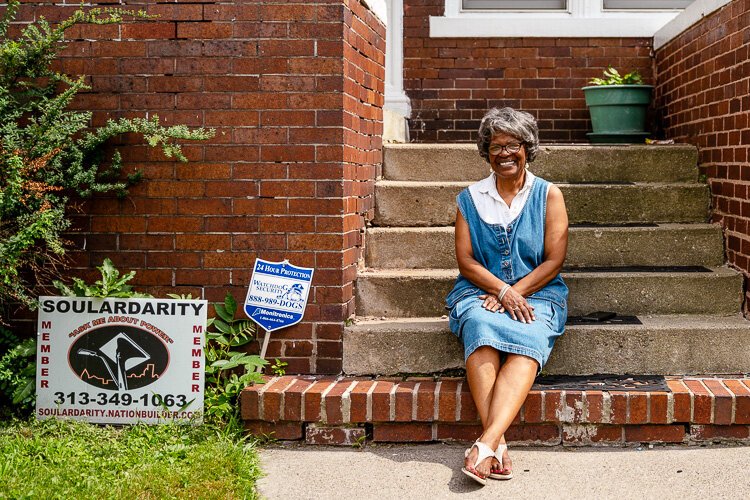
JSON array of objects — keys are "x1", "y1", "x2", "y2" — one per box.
[
  {"x1": 403, "y1": 0, "x2": 654, "y2": 142},
  {"x1": 654, "y1": 0, "x2": 750, "y2": 314},
  {"x1": 12, "y1": 1, "x2": 384, "y2": 374}
]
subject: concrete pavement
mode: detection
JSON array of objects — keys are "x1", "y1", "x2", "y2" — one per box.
[{"x1": 256, "y1": 442, "x2": 750, "y2": 500}]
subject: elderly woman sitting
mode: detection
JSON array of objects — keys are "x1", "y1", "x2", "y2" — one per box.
[{"x1": 446, "y1": 107, "x2": 569, "y2": 485}]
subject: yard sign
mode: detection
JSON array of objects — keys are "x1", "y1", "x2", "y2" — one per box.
[{"x1": 36, "y1": 297, "x2": 207, "y2": 424}]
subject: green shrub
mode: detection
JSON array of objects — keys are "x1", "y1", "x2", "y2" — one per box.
[
  {"x1": 0, "y1": 327, "x2": 35, "y2": 416},
  {"x1": 204, "y1": 293, "x2": 267, "y2": 421},
  {"x1": 0, "y1": 0, "x2": 213, "y2": 313}
]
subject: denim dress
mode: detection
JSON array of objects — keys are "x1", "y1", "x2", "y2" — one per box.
[{"x1": 445, "y1": 176, "x2": 568, "y2": 372}]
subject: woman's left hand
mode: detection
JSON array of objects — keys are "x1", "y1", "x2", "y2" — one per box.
[{"x1": 500, "y1": 287, "x2": 535, "y2": 323}]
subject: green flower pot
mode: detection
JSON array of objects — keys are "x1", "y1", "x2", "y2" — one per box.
[{"x1": 582, "y1": 85, "x2": 653, "y2": 143}]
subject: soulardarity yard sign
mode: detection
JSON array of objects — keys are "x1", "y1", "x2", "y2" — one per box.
[{"x1": 36, "y1": 297, "x2": 207, "y2": 424}]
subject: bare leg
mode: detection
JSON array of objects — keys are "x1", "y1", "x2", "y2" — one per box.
[
  {"x1": 464, "y1": 347, "x2": 509, "y2": 476},
  {"x1": 465, "y1": 352, "x2": 537, "y2": 478}
]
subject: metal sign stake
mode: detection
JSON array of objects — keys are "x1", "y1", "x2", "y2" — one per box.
[{"x1": 257, "y1": 327, "x2": 270, "y2": 373}]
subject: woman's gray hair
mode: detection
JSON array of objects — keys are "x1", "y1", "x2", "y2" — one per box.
[{"x1": 477, "y1": 107, "x2": 539, "y2": 163}]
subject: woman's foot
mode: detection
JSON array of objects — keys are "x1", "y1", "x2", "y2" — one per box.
[
  {"x1": 463, "y1": 440, "x2": 495, "y2": 484},
  {"x1": 489, "y1": 445, "x2": 513, "y2": 480}
]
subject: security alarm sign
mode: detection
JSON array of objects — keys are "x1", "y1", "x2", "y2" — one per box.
[{"x1": 36, "y1": 296, "x2": 207, "y2": 424}]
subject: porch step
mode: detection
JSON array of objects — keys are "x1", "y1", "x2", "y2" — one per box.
[
  {"x1": 365, "y1": 224, "x2": 724, "y2": 269},
  {"x1": 342, "y1": 315, "x2": 750, "y2": 376},
  {"x1": 240, "y1": 375, "x2": 750, "y2": 445},
  {"x1": 373, "y1": 181, "x2": 709, "y2": 226},
  {"x1": 355, "y1": 267, "x2": 742, "y2": 317},
  {"x1": 384, "y1": 144, "x2": 699, "y2": 183}
]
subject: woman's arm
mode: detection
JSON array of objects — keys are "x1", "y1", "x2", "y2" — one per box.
[
  {"x1": 455, "y1": 208, "x2": 507, "y2": 298},
  {"x1": 512, "y1": 184, "x2": 569, "y2": 297}
]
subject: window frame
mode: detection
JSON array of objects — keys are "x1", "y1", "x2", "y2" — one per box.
[{"x1": 432, "y1": 0, "x2": 692, "y2": 37}]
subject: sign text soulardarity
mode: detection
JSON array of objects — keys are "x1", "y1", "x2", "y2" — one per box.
[{"x1": 41, "y1": 299, "x2": 205, "y2": 316}]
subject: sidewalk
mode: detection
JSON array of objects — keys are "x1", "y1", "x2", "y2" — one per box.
[{"x1": 256, "y1": 442, "x2": 750, "y2": 500}]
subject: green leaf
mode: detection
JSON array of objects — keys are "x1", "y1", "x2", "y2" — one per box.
[
  {"x1": 213, "y1": 303, "x2": 233, "y2": 323},
  {"x1": 213, "y1": 319, "x2": 231, "y2": 334},
  {"x1": 224, "y1": 293, "x2": 237, "y2": 318}
]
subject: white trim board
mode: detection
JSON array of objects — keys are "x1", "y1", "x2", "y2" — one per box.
[
  {"x1": 654, "y1": 0, "x2": 732, "y2": 49},
  {"x1": 431, "y1": 0, "x2": 685, "y2": 37}
]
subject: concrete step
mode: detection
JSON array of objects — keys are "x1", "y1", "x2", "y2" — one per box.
[
  {"x1": 383, "y1": 144, "x2": 699, "y2": 183},
  {"x1": 354, "y1": 267, "x2": 742, "y2": 317},
  {"x1": 365, "y1": 224, "x2": 725, "y2": 269},
  {"x1": 343, "y1": 314, "x2": 750, "y2": 376},
  {"x1": 373, "y1": 181, "x2": 709, "y2": 226}
]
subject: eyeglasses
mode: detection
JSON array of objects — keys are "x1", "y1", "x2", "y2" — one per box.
[{"x1": 488, "y1": 142, "x2": 524, "y2": 155}]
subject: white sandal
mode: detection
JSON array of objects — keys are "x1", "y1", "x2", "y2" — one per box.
[
  {"x1": 489, "y1": 443, "x2": 513, "y2": 480},
  {"x1": 461, "y1": 440, "x2": 495, "y2": 486}
]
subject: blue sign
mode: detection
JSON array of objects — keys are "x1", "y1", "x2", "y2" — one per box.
[{"x1": 243, "y1": 259, "x2": 314, "y2": 332}]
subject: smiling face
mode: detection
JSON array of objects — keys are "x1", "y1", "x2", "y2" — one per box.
[{"x1": 488, "y1": 132, "x2": 527, "y2": 180}]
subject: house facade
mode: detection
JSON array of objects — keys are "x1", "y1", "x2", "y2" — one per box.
[{"x1": 13, "y1": 0, "x2": 750, "y2": 375}]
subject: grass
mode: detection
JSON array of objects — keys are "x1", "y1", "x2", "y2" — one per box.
[{"x1": 0, "y1": 417, "x2": 262, "y2": 499}]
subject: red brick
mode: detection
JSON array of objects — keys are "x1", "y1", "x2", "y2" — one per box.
[
  {"x1": 122, "y1": 23, "x2": 176, "y2": 40},
  {"x1": 668, "y1": 379, "x2": 692, "y2": 422},
  {"x1": 505, "y1": 424, "x2": 561, "y2": 445},
  {"x1": 563, "y1": 391, "x2": 584, "y2": 423},
  {"x1": 240, "y1": 386, "x2": 262, "y2": 421},
  {"x1": 415, "y1": 380, "x2": 437, "y2": 422},
  {"x1": 544, "y1": 391, "x2": 562, "y2": 423},
  {"x1": 585, "y1": 392, "x2": 604, "y2": 423},
  {"x1": 371, "y1": 380, "x2": 395, "y2": 422},
  {"x1": 649, "y1": 392, "x2": 670, "y2": 424},
  {"x1": 394, "y1": 382, "x2": 417, "y2": 422},
  {"x1": 690, "y1": 424, "x2": 750, "y2": 441},
  {"x1": 703, "y1": 379, "x2": 734, "y2": 425},
  {"x1": 349, "y1": 380, "x2": 376, "y2": 423},
  {"x1": 303, "y1": 378, "x2": 337, "y2": 422},
  {"x1": 283, "y1": 378, "x2": 315, "y2": 422},
  {"x1": 685, "y1": 379, "x2": 713, "y2": 424},
  {"x1": 262, "y1": 376, "x2": 297, "y2": 422},
  {"x1": 177, "y1": 22, "x2": 232, "y2": 39},
  {"x1": 725, "y1": 380, "x2": 750, "y2": 424},
  {"x1": 244, "y1": 421, "x2": 303, "y2": 440},
  {"x1": 628, "y1": 393, "x2": 648, "y2": 424},
  {"x1": 373, "y1": 423, "x2": 432, "y2": 442},
  {"x1": 458, "y1": 381, "x2": 479, "y2": 422},
  {"x1": 562, "y1": 424, "x2": 623, "y2": 445},
  {"x1": 323, "y1": 380, "x2": 353, "y2": 425},
  {"x1": 522, "y1": 391, "x2": 543, "y2": 423},
  {"x1": 435, "y1": 423, "x2": 483, "y2": 442},
  {"x1": 625, "y1": 425, "x2": 686, "y2": 443},
  {"x1": 437, "y1": 379, "x2": 459, "y2": 422},
  {"x1": 609, "y1": 392, "x2": 628, "y2": 425},
  {"x1": 305, "y1": 424, "x2": 365, "y2": 446}
]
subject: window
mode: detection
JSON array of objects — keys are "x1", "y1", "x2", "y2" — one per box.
[
  {"x1": 431, "y1": 0, "x2": 697, "y2": 37},
  {"x1": 604, "y1": 1, "x2": 693, "y2": 8},
  {"x1": 462, "y1": 0, "x2": 565, "y2": 9}
]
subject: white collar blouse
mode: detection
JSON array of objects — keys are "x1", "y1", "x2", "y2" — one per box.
[{"x1": 467, "y1": 169, "x2": 536, "y2": 228}]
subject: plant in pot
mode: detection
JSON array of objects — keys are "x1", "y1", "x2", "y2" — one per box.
[{"x1": 582, "y1": 67, "x2": 653, "y2": 143}]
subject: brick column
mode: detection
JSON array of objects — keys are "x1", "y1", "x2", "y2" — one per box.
[
  {"x1": 18, "y1": 1, "x2": 385, "y2": 373},
  {"x1": 654, "y1": 0, "x2": 750, "y2": 315}
]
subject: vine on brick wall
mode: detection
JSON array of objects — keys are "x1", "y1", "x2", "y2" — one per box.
[{"x1": 0, "y1": 0, "x2": 214, "y2": 316}]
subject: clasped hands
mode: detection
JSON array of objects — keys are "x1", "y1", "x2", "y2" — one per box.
[{"x1": 479, "y1": 286, "x2": 535, "y2": 323}]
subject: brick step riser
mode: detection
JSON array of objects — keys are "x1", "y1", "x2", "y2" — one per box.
[
  {"x1": 365, "y1": 225, "x2": 724, "y2": 269},
  {"x1": 384, "y1": 144, "x2": 699, "y2": 183},
  {"x1": 342, "y1": 317, "x2": 750, "y2": 376},
  {"x1": 355, "y1": 271, "x2": 743, "y2": 317},
  {"x1": 246, "y1": 421, "x2": 750, "y2": 447},
  {"x1": 373, "y1": 183, "x2": 709, "y2": 227},
  {"x1": 240, "y1": 376, "x2": 750, "y2": 445}
]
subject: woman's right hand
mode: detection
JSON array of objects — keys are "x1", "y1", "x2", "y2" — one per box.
[{"x1": 500, "y1": 287, "x2": 535, "y2": 323}]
